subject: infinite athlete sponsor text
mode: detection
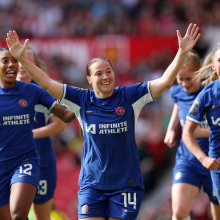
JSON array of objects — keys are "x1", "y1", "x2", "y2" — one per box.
[{"x1": 2, "y1": 114, "x2": 30, "y2": 125}]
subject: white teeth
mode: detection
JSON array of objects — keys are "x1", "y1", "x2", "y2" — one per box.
[
  {"x1": 6, "y1": 71, "x2": 16, "y2": 78},
  {"x1": 102, "y1": 82, "x2": 110, "y2": 85}
]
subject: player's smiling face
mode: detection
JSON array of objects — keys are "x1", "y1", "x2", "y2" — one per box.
[
  {"x1": 177, "y1": 68, "x2": 201, "y2": 93},
  {"x1": 0, "y1": 50, "x2": 18, "y2": 88},
  {"x1": 87, "y1": 60, "x2": 115, "y2": 98},
  {"x1": 212, "y1": 49, "x2": 220, "y2": 77}
]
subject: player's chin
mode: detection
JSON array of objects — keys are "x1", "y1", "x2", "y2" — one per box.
[
  {"x1": 101, "y1": 84, "x2": 113, "y2": 91},
  {"x1": 183, "y1": 87, "x2": 192, "y2": 93},
  {"x1": 6, "y1": 76, "x2": 17, "y2": 82}
]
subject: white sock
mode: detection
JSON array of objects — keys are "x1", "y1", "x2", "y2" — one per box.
[{"x1": 172, "y1": 216, "x2": 191, "y2": 220}]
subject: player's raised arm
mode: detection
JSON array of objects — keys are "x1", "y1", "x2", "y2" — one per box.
[
  {"x1": 6, "y1": 30, "x2": 63, "y2": 100},
  {"x1": 150, "y1": 23, "x2": 200, "y2": 99}
]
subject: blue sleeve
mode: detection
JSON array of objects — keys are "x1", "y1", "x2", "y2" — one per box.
[
  {"x1": 124, "y1": 81, "x2": 154, "y2": 104},
  {"x1": 58, "y1": 84, "x2": 88, "y2": 112},
  {"x1": 186, "y1": 91, "x2": 206, "y2": 124},
  {"x1": 170, "y1": 85, "x2": 178, "y2": 103},
  {"x1": 64, "y1": 85, "x2": 87, "y2": 105},
  {"x1": 34, "y1": 85, "x2": 56, "y2": 111}
]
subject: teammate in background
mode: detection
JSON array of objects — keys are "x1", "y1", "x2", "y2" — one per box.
[
  {"x1": 0, "y1": 47, "x2": 75, "y2": 220},
  {"x1": 164, "y1": 49, "x2": 220, "y2": 220},
  {"x1": 182, "y1": 42, "x2": 220, "y2": 205},
  {"x1": 17, "y1": 48, "x2": 67, "y2": 220},
  {"x1": 6, "y1": 23, "x2": 200, "y2": 220}
]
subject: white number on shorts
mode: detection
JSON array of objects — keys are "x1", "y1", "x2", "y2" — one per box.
[
  {"x1": 37, "y1": 180, "x2": 47, "y2": 195},
  {"x1": 19, "y1": 163, "x2": 32, "y2": 176},
  {"x1": 121, "y1": 192, "x2": 137, "y2": 209}
]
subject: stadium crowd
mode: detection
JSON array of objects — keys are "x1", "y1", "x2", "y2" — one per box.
[{"x1": 0, "y1": 0, "x2": 219, "y2": 38}]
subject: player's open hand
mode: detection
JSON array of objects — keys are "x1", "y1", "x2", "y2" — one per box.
[
  {"x1": 6, "y1": 30, "x2": 29, "y2": 60},
  {"x1": 177, "y1": 23, "x2": 200, "y2": 53}
]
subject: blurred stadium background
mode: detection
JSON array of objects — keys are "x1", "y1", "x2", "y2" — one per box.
[{"x1": 1, "y1": 0, "x2": 220, "y2": 219}]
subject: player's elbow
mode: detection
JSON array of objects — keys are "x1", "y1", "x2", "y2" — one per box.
[
  {"x1": 165, "y1": 81, "x2": 174, "y2": 89},
  {"x1": 161, "y1": 75, "x2": 175, "y2": 89}
]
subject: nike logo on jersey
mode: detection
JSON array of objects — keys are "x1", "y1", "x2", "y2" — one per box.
[
  {"x1": 125, "y1": 210, "x2": 134, "y2": 213},
  {"x1": 212, "y1": 104, "x2": 220, "y2": 109},
  {"x1": 86, "y1": 111, "x2": 94, "y2": 113},
  {"x1": 19, "y1": 175, "x2": 27, "y2": 177}
]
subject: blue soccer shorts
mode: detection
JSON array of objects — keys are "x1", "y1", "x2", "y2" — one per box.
[
  {"x1": 173, "y1": 164, "x2": 219, "y2": 205},
  {"x1": 0, "y1": 153, "x2": 40, "y2": 207},
  {"x1": 78, "y1": 186, "x2": 145, "y2": 219},
  {"x1": 33, "y1": 163, "x2": 57, "y2": 204},
  {"x1": 210, "y1": 171, "x2": 220, "y2": 202}
]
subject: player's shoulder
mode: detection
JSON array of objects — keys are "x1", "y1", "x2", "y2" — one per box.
[
  {"x1": 65, "y1": 84, "x2": 88, "y2": 96},
  {"x1": 17, "y1": 81, "x2": 46, "y2": 97},
  {"x1": 198, "y1": 80, "x2": 218, "y2": 98},
  {"x1": 170, "y1": 84, "x2": 182, "y2": 96},
  {"x1": 15, "y1": 80, "x2": 30, "y2": 91},
  {"x1": 202, "y1": 80, "x2": 217, "y2": 92},
  {"x1": 119, "y1": 81, "x2": 149, "y2": 95},
  {"x1": 17, "y1": 80, "x2": 38, "y2": 89},
  {"x1": 69, "y1": 85, "x2": 87, "y2": 91}
]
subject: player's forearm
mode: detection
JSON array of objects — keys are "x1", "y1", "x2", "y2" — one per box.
[
  {"x1": 182, "y1": 129, "x2": 207, "y2": 162},
  {"x1": 161, "y1": 48, "x2": 188, "y2": 88},
  {"x1": 19, "y1": 56, "x2": 50, "y2": 89},
  {"x1": 51, "y1": 105, "x2": 76, "y2": 123},
  {"x1": 19, "y1": 56, "x2": 63, "y2": 100},
  {"x1": 33, "y1": 122, "x2": 65, "y2": 139},
  {"x1": 166, "y1": 104, "x2": 179, "y2": 132},
  {"x1": 193, "y1": 127, "x2": 210, "y2": 138},
  {"x1": 150, "y1": 49, "x2": 188, "y2": 99}
]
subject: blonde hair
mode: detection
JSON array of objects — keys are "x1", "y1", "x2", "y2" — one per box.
[
  {"x1": 196, "y1": 42, "x2": 220, "y2": 86},
  {"x1": 182, "y1": 49, "x2": 201, "y2": 72}
]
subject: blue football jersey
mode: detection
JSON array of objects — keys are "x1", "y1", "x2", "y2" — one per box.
[
  {"x1": 170, "y1": 84, "x2": 209, "y2": 174},
  {"x1": 60, "y1": 81, "x2": 154, "y2": 190},
  {"x1": 0, "y1": 81, "x2": 56, "y2": 172},
  {"x1": 187, "y1": 79, "x2": 220, "y2": 161},
  {"x1": 31, "y1": 81, "x2": 56, "y2": 167}
]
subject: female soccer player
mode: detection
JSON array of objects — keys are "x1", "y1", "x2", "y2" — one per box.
[
  {"x1": 6, "y1": 23, "x2": 200, "y2": 220},
  {"x1": 0, "y1": 47, "x2": 75, "y2": 220},
  {"x1": 164, "y1": 49, "x2": 220, "y2": 220},
  {"x1": 182, "y1": 42, "x2": 220, "y2": 205},
  {"x1": 17, "y1": 47, "x2": 67, "y2": 220}
]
